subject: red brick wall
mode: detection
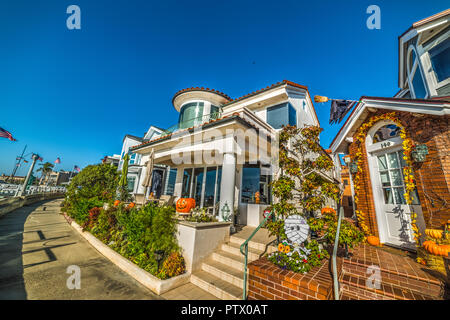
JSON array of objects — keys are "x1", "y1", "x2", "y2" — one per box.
[
  {"x1": 348, "y1": 110, "x2": 450, "y2": 234},
  {"x1": 247, "y1": 257, "x2": 338, "y2": 300}
]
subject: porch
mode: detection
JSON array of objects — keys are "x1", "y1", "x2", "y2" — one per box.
[{"x1": 131, "y1": 108, "x2": 277, "y2": 225}]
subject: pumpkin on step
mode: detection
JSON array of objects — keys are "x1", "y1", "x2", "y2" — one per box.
[
  {"x1": 176, "y1": 198, "x2": 196, "y2": 213},
  {"x1": 367, "y1": 236, "x2": 381, "y2": 247},
  {"x1": 423, "y1": 241, "x2": 449, "y2": 257},
  {"x1": 425, "y1": 229, "x2": 443, "y2": 239}
]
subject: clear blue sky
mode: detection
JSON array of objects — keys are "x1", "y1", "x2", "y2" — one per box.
[{"x1": 0, "y1": 0, "x2": 448, "y2": 176}]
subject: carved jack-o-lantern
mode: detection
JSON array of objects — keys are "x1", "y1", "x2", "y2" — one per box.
[{"x1": 176, "y1": 198, "x2": 196, "y2": 213}]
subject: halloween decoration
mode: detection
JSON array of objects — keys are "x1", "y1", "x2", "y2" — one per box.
[{"x1": 176, "y1": 198, "x2": 195, "y2": 213}]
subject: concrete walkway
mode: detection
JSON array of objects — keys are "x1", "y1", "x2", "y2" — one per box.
[{"x1": 0, "y1": 199, "x2": 162, "y2": 300}]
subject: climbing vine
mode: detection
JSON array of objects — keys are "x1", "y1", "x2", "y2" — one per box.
[{"x1": 352, "y1": 112, "x2": 420, "y2": 245}]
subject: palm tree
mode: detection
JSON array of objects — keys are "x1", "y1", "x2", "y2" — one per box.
[{"x1": 37, "y1": 162, "x2": 54, "y2": 185}]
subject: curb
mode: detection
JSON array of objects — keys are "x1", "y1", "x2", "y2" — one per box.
[{"x1": 63, "y1": 212, "x2": 190, "y2": 296}]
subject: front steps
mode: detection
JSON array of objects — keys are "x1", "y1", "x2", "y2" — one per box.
[
  {"x1": 339, "y1": 245, "x2": 445, "y2": 300},
  {"x1": 190, "y1": 226, "x2": 276, "y2": 300}
]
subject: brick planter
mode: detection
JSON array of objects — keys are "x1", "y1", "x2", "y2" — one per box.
[{"x1": 248, "y1": 257, "x2": 340, "y2": 300}]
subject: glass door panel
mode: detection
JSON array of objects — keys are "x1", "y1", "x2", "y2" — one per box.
[
  {"x1": 203, "y1": 167, "x2": 217, "y2": 207},
  {"x1": 193, "y1": 168, "x2": 204, "y2": 207},
  {"x1": 182, "y1": 168, "x2": 192, "y2": 198}
]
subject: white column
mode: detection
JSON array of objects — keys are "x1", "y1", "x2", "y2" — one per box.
[
  {"x1": 219, "y1": 152, "x2": 236, "y2": 222},
  {"x1": 173, "y1": 166, "x2": 184, "y2": 200}
]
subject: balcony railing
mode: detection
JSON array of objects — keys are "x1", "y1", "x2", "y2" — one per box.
[{"x1": 160, "y1": 111, "x2": 222, "y2": 137}]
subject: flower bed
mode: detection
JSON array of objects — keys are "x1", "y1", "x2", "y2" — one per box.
[{"x1": 61, "y1": 163, "x2": 186, "y2": 280}]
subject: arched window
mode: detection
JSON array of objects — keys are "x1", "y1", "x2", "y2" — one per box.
[
  {"x1": 407, "y1": 45, "x2": 428, "y2": 99},
  {"x1": 372, "y1": 124, "x2": 401, "y2": 143}
]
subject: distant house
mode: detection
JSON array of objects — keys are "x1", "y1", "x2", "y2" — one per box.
[
  {"x1": 105, "y1": 125, "x2": 179, "y2": 198},
  {"x1": 330, "y1": 10, "x2": 449, "y2": 250}
]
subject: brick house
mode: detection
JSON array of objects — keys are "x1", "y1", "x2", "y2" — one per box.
[{"x1": 330, "y1": 10, "x2": 450, "y2": 250}]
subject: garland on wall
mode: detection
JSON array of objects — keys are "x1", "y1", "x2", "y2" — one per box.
[{"x1": 352, "y1": 112, "x2": 420, "y2": 246}]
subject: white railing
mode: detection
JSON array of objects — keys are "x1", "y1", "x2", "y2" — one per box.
[{"x1": 0, "y1": 183, "x2": 66, "y2": 197}]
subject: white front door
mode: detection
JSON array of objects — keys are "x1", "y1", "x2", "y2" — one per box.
[{"x1": 368, "y1": 140, "x2": 422, "y2": 250}]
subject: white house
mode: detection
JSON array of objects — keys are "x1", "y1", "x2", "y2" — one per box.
[{"x1": 130, "y1": 80, "x2": 321, "y2": 226}]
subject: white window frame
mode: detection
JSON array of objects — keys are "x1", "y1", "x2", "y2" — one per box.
[{"x1": 420, "y1": 31, "x2": 450, "y2": 93}]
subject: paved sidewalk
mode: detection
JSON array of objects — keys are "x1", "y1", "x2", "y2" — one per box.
[{"x1": 0, "y1": 199, "x2": 162, "y2": 300}]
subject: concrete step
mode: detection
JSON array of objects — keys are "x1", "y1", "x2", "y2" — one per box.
[
  {"x1": 202, "y1": 259, "x2": 244, "y2": 289},
  {"x1": 339, "y1": 272, "x2": 440, "y2": 300},
  {"x1": 229, "y1": 235, "x2": 276, "y2": 253},
  {"x1": 191, "y1": 270, "x2": 242, "y2": 300},
  {"x1": 211, "y1": 250, "x2": 245, "y2": 271},
  {"x1": 221, "y1": 242, "x2": 264, "y2": 262}
]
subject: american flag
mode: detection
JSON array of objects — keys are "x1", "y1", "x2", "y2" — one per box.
[
  {"x1": 0, "y1": 127, "x2": 16, "y2": 141},
  {"x1": 38, "y1": 157, "x2": 43, "y2": 161},
  {"x1": 74, "y1": 165, "x2": 81, "y2": 172},
  {"x1": 54, "y1": 157, "x2": 61, "y2": 164}
]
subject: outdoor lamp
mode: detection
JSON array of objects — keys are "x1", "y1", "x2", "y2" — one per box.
[
  {"x1": 349, "y1": 160, "x2": 358, "y2": 174},
  {"x1": 411, "y1": 144, "x2": 428, "y2": 163},
  {"x1": 343, "y1": 155, "x2": 351, "y2": 165},
  {"x1": 154, "y1": 250, "x2": 165, "y2": 272}
]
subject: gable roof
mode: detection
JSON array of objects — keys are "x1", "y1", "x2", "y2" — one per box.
[
  {"x1": 122, "y1": 134, "x2": 143, "y2": 143},
  {"x1": 329, "y1": 96, "x2": 450, "y2": 153}
]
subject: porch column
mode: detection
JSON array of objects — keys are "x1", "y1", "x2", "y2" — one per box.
[
  {"x1": 173, "y1": 167, "x2": 184, "y2": 200},
  {"x1": 219, "y1": 152, "x2": 236, "y2": 222}
]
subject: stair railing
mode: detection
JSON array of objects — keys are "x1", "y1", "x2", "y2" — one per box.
[
  {"x1": 239, "y1": 210, "x2": 275, "y2": 300},
  {"x1": 332, "y1": 198, "x2": 344, "y2": 300}
]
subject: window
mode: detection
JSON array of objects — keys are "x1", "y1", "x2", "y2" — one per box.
[
  {"x1": 407, "y1": 46, "x2": 428, "y2": 99},
  {"x1": 210, "y1": 105, "x2": 220, "y2": 120},
  {"x1": 164, "y1": 168, "x2": 177, "y2": 195},
  {"x1": 178, "y1": 102, "x2": 204, "y2": 129},
  {"x1": 241, "y1": 163, "x2": 271, "y2": 204},
  {"x1": 372, "y1": 124, "x2": 401, "y2": 143},
  {"x1": 377, "y1": 151, "x2": 420, "y2": 205},
  {"x1": 182, "y1": 168, "x2": 193, "y2": 198},
  {"x1": 129, "y1": 151, "x2": 137, "y2": 164},
  {"x1": 266, "y1": 103, "x2": 297, "y2": 129},
  {"x1": 193, "y1": 168, "x2": 204, "y2": 206},
  {"x1": 241, "y1": 165, "x2": 260, "y2": 203},
  {"x1": 127, "y1": 176, "x2": 136, "y2": 192},
  {"x1": 429, "y1": 39, "x2": 450, "y2": 83}
]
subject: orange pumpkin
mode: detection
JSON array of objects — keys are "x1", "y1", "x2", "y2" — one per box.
[
  {"x1": 278, "y1": 243, "x2": 285, "y2": 252},
  {"x1": 176, "y1": 198, "x2": 196, "y2": 213},
  {"x1": 321, "y1": 207, "x2": 336, "y2": 215},
  {"x1": 425, "y1": 229, "x2": 443, "y2": 239},
  {"x1": 127, "y1": 202, "x2": 135, "y2": 209},
  {"x1": 113, "y1": 200, "x2": 120, "y2": 206},
  {"x1": 423, "y1": 240, "x2": 435, "y2": 251},
  {"x1": 367, "y1": 236, "x2": 381, "y2": 246},
  {"x1": 423, "y1": 241, "x2": 449, "y2": 256},
  {"x1": 440, "y1": 245, "x2": 450, "y2": 257}
]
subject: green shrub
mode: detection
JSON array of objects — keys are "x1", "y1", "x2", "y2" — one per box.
[
  {"x1": 158, "y1": 252, "x2": 186, "y2": 280},
  {"x1": 64, "y1": 164, "x2": 119, "y2": 224}
]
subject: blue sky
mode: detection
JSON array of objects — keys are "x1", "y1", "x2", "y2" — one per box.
[{"x1": 0, "y1": 0, "x2": 448, "y2": 176}]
